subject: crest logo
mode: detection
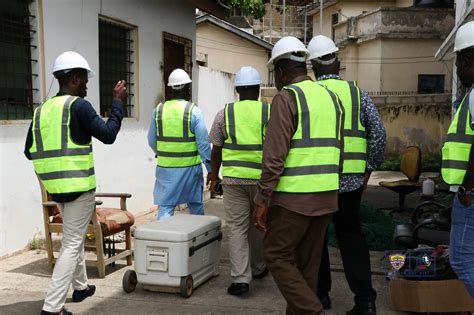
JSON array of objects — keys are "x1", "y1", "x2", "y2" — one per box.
[
  {"x1": 389, "y1": 254, "x2": 406, "y2": 270},
  {"x1": 422, "y1": 254, "x2": 432, "y2": 267}
]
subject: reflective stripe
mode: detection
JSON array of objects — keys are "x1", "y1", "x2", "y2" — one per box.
[
  {"x1": 183, "y1": 102, "x2": 193, "y2": 138},
  {"x1": 157, "y1": 150, "x2": 199, "y2": 157},
  {"x1": 223, "y1": 143, "x2": 262, "y2": 150},
  {"x1": 446, "y1": 133, "x2": 474, "y2": 143},
  {"x1": 61, "y1": 96, "x2": 76, "y2": 149},
  {"x1": 286, "y1": 85, "x2": 310, "y2": 139},
  {"x1": 226, "y1": 103, "x2": 237, "y2": 144},
  {"x1": 344, "y1": 129, "x2": 366, "y2": 138},
  {"x1": 156, "y1": 135, "x2": 196, "y2": 142},
  {"x1": 344, "y1": 152, "x2": 367, "y2": 160},
  {"x1": 223, "y1": 160, "x2": 261, "y2": 169},
  {"x1": 442, "y1": 159, "x2": 469, "y2": 170},
  {"x1": 328, "y1": 90, "x2": 341, "y2": 139},
  {"x1": 33, "y1": 106, "x2": 43, "y2": 152},
  {"x1": 157, "y1": 103, "x2": 164, "y2": 136},
  {"x1": 262, "y1": 102, "x2": 269, "y2": 139},
  {"x1": 348, "y1": 81, "x2": 360, "y2": 132},
  {"x1": 30, "y1": 147, "x2": 91, "y2": 159},
  {"x1": 291, "y1": 138, "x2": 340, "y2": 148},
  {"x1": 282, "y1": 164, "x2": 339, "y2": 176},
  {"x1": 38, "y1": 167, "x2": 95, "y2": 181}
]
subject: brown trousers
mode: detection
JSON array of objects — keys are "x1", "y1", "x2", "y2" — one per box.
[{"x1": 263, "y1": 205, "x2": 332, "y2": 315}]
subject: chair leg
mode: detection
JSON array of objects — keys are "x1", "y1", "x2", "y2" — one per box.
[
  {"x1": 125, "y1": 227, "x2": 132, "y2": 266},
  {"x1": 389, "y1": 193, "x2": 407, "y2": 215},
  {"x1": 92, "y1": 215, "x2": 106, "y2": 278},
  {"x1": 45, "y1": 230, "x2": 54, "y2": 273}
]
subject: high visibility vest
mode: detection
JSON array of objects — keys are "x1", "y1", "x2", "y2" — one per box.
[
  {"x1": 30, "y1": 95, "x2": 96, "y2": 194},
  {"x1": 222, "y1": 100, "x2": 270, "y2": 180},
  {"x1": 441, "y1": 91, "x2": 474, "y2": 185},
  {"x1": 318, "y1": 79, "x2": 367, "y2": 174},
  {"x1": 155, "y1": 100, "x2": 201, "y2": 168},
  {"x1": 275, "y1": 80, "x2": 342, "y2": 193}
]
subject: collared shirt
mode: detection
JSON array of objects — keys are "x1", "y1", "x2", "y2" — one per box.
[
  {"x1": 208, "y1": 108, "x2": 258, "y2": 185},
  {"x1": 317, "y1": 74, "x2": 387, "y2": 193},
  {"x1": 24, "y1": 92, "x2": 124, "y2": 203},
  {"x1": 254, "y1": 75, "x2": 341, "y2": 216},
  {"x1": 148, "y1": 103, "x2": 211, "y2": 205}
]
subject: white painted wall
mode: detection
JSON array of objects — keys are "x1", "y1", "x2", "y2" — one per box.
[
  {"x1": 197, "y1": 66, "x2": 237, "y2": 131},
  {"x1": 0, "y1": 0, "x2": 197, "y2": 257}
]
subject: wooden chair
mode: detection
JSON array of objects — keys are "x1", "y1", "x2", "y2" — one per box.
[
  {"x1": 379, "y1": 146, "x2": 422, "y2": 214},
  {"x1": 39, "y1": 180, "x2": 134, "y2": 278}
]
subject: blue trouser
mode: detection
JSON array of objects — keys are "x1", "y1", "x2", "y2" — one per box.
[
  {"x1": 157, "y1": 202, "x2": 205, "y2": 220},
  {"x1": 450, "y1": 192, "x2": 474, "y2": 297}
]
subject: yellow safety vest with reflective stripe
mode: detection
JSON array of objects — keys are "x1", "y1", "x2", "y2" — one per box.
[
  {"x1": 222, "y1": 100, "x2": 270, "y2": 180},
  {"x1": 275, "y1": 80, "x2": 342, "y2": 193},
  {"x1": 441, "y1": 91, "x2": 474, "y2": 185},
  {"x1": 318, "y1": 79, "x2": 367, "y2": 174},
  {"x1": 30, "y1": 95, "x2": 96, "y2": 194},
  {"x1": 155, "y1": 100, "x2": 201, "y2": 168}
]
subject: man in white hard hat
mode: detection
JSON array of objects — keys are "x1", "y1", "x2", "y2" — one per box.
[
  {"x1": 254, "y1": 36, "x2": 343, "y2": 314},
  {"x1": 441, "y1": 20, "x2": 474, "y2": 297},
  {"x1": 307, "y1": 35, "x2": 386, "y2": 315},
  {"x1": 209, "y1": 66, "x2": 269, "y2": 296},
  {"x1": 148, "y1": 68, "x2": 211, "y2": 219},
  {"x1": 24, "y1": 51, "x2": 128, "y2": 315}
]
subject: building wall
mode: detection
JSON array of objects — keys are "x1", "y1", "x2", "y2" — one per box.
[
  {"x1": 312, "y1": 1, "x2": 397, "y2": 37},
  {"x1": 380, "y1": 38, "x2": 452, "y2": 92},
  {"x1": 196, "y1": 23, "x2": 270, "y2": 84},
  {"x1": 0, "y1": 0, "x2": 197, "y2": 257}
]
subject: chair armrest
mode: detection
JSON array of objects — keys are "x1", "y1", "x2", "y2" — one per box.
[
  {"x1": 42, "y1": 200, "x2": 103, "y2": 206},
  {"x1": 95, "y1": 193, "x2": 132, "y2": 210}
]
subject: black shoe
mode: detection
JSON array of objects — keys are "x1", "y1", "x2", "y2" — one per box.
[
  {"x1": 252, "y1": 267, "x2": 269, "y2": 279},
  {"x1": 40, "y1": 308, "x2": 73, "y2": 315},
  {"x1": 227, "y1": 283, "x2": 249, "y2": 296},
  {"x1": 317, "y1": 292, "x2": 331, "y2": 310},
  {"x1": 346, "y1": 302, "x2": 376, "y2": 315},
  {"x1": 72, "y1": 284, "x2": 96, "y2": 303}
]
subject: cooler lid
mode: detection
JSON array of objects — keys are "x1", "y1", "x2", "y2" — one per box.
[{"x1": 134, "y1": 214, "x2": 221, "y2": 242}]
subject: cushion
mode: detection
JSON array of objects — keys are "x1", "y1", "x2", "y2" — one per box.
[{"x1": 50, "y1": 207, "x2": 134, "y2": 237}]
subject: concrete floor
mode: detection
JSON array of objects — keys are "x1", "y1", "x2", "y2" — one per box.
[{"x1": 0, "y1": 173, "x2": 427, "y2": 314}]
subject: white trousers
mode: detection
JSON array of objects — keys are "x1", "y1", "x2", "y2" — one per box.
[{"x1": 43, "y1": 191, "x2": 95, "y2": 312}]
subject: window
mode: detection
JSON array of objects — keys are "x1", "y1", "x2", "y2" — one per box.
[
  {"x1": 418, "y1": 74, "x2": 445, "y2": 94},
  {"x1": 0, "y1": 0, "x2": 37, "y2": 120},
  {"x1": 99, "y1": 17, "x2": 136, "y2": 118},
  {"x1": 163, "y1": 32, "x2": 192, "y2": 100},
  {"x1": 331, "y1": 13, "x2": 339, "y2": 41}
]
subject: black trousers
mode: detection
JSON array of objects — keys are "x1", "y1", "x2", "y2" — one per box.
[{"x1": 317, "y1": 187, "x2": 377, "y2": 305}]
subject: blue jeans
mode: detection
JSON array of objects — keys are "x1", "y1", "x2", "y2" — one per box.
[
  {"x1": 157, "y1": 202, "x2": 205, "y2": 220},
  {"x1": 450, "y1": 192, "x2": 474, "y2": 297}
]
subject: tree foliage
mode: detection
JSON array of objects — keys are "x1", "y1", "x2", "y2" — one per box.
[{"x1": 226, "y1": 0, "x2": 268, "y2": 19}]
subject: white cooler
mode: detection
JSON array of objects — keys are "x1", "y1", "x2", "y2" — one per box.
[{"x1": 123, "y1": 214, "x2": 222, "y2": 297}]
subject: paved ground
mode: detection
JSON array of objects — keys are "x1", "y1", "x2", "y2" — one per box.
[{"x1": 0, "y1": 172, "x2": 433, "y2": 314}]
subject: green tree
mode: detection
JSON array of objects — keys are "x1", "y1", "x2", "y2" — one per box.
[{"x1": 227, "y1": 0, "x2": 267, "y2": 19}]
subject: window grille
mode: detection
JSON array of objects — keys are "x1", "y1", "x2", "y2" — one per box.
[
  {"x1": 0, "y1": 0, "x2": 37, "y2": 120},
  {"x1": 99, "y1": 17, "x2": 136, "y2": 118},
  {"x1": 418, "y1": 74, "x2": 445, "y2": 94}
]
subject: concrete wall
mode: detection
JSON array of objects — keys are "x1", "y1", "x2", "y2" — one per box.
[
  {"x1": 0, "y1": 0, "x2": 197, "y2": 257},
  {"x1": 373, "y1": 94, "x2": 451, "y2": 156},
  {"x1": 196, "y1": 22, "x2": 270, "y2": 84},
  {"x1": 197, "y1": 66, "x2": 237, "y2": 131}
]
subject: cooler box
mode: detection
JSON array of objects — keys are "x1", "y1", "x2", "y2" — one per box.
[{"x1": 131, "y1": 214, "x2": 222, "y2": 297}]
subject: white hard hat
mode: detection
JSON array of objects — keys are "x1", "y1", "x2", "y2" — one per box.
[
  {"x1": 235, "y1": 66, "x2": 262, "y2": 87},
  {"x1": 52, "y1": 51, "x2": 94, "y2": 78},
  {"x1": 267, "y1": 36, "x2": 309, "y2": 70},
  {"x1": 454, "y1": 21, "x2": 474, "y2": 53},
  {"x1": 307, "y1": 35, "x2": 339, "y2": 60},
  {"x1": 168, "y1": 68, "x2": 192, "y2": 90}
]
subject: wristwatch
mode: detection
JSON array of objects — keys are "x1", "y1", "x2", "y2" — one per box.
[{"x1": 458, "y1": 185, "x2": 472, "y2": 195}]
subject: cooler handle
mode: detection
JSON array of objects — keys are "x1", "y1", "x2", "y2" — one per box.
[{"x1": 189, "y1": 231, "x2": 223, "y2": 256}]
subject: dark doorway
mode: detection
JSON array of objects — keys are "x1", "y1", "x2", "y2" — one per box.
[{"x1": 163, "y1": 32, "x2": 192, "y2": 101}]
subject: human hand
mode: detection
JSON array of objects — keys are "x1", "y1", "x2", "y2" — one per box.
[
  {"x1": 255, "y1": 206, "x2": 269, "y2": 232},
  {"x1": 206, "y1": 173, "x2": 212, "y2": 187},
  {"x1": 459, "y1": 193, "x2": 472, "y2": 208},
  {"x1": 113, "y1": 80, "x2": 128, "y2": 102},
  {"x1": 363, "y1": 171, "x2": 372, "y2": 191}
]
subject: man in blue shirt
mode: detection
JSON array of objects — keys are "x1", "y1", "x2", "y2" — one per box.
[{"x1": 147, "y1": 69, "x2": 211, "y2": 219}]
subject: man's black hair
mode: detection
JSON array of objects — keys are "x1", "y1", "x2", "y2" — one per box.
[{"x1": 56, "y1": 68, "x2": 87, "y2": 86}]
